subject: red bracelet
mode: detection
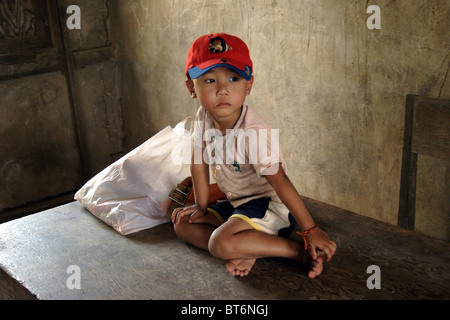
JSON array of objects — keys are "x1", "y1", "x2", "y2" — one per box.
[{"x1": 296, "y1": 225, "x2": 318, "y2": 250}]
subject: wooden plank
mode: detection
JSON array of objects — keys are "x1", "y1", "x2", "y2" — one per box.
[
  {"x1": 1, "y1": 200, "x2": 449, "y2": 300},
  {"x1": 0, "y1": 72, "x2": 83, "y2": 210},
  {"x1": 72, "y1": 46, "x2": 115, "y2": 68},
  {"x1": 398, "y1": 95, "x2": 417, "y2": 230},
  {"x1": 398, "y1": 95, "x2": 450, "y2": 231},
  {"x1": 411, "y1": 97, "x2": 450, "y2": 161},
  {"x1": 0, "y1": 51, "x2": 64, "y2": 81}
]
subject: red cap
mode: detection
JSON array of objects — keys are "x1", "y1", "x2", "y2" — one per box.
[{"x1": 186, "y1": 33, "x2": 253, "y2": 80}]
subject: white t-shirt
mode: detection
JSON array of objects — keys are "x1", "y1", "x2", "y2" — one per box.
[{"x1": 192, "y1": 103, "x2": 287, "y2": 207}]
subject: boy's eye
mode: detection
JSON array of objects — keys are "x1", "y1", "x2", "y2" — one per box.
[
  {"x1": 229, "y1": 76, "x2": 239, "y2": 82},
  {"x1": 205, "y1": 78, "x2": 215, "y2": 83}
]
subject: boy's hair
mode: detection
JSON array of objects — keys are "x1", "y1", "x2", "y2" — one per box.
[{"x1": 185, "y1": 33, "x2": 253, "y2": 80}]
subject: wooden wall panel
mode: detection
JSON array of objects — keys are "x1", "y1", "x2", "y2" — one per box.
[{"x1": 0, "y1": 72, "x2": 82, "y2": 210}]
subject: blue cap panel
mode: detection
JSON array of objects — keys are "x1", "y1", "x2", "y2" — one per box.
[{"x1": 188, "y1": 64, "x2": 252, "y2": 81}]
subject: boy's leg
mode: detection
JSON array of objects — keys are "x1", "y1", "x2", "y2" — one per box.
[
  {"x1": 208, "y1": 217, "x2": 324, "y2": 278},
  {"x1": 173, "y1": 210, "x2": 222, "y2": 251}
]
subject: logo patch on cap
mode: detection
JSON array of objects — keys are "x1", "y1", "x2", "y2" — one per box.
[
  {"x1": 208, "y1": 37, "x2": 232, "y2": 53},
  {"x1": 245, "y1": 66, "x2": 251, "y2": 77}
]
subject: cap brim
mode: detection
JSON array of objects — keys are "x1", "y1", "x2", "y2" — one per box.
[{"x1": 188, "y1": 61, "x2": 252, "y2": 80}]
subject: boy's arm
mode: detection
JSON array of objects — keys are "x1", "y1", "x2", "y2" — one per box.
[
  {"x1": 191, "y1": 162, "x2": 210, "y2": 210},
  {"x1": 190, "y1": 110, "x2": 210, "y2": 215},
  {"x1": 264, "y1": 165, "x2": 337, "y2": 261},
  {"x1": 173, "y1": 159, "x2": 210, "y2": 224}
]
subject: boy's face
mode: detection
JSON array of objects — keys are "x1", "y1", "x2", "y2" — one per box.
[{"x1": 186, "y1": 67, "x2": 253, "y2": 126}]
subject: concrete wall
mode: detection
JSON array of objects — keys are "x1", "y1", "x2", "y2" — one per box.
[{"x1": 110, "y1": 0, "x2": 449, "y2": 240}]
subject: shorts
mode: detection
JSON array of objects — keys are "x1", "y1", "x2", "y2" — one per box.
[{"x1": 207, "y1": 197, "x2": 297, "y2": 238}]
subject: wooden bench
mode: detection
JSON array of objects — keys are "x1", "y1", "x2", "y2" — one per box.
[{"x1": 1, "y1": 198, "x2": 449, "y2": 300}]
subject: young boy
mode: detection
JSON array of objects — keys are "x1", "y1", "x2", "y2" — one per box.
[{"x1": 172, "y1": 33, "x2": 336, "y2": 278}]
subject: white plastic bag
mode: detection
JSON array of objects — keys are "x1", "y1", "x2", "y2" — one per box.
[{"x1": 74, "y1": 117, "x2": 192, "y2": 235}]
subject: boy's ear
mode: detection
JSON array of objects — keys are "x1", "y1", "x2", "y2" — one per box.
[
  {"x1": 246, "y1": 75, "x2": 254, "y2": 96},
  {"x1": 185, "y1": 79, "x2": 197, "y2": 98}
]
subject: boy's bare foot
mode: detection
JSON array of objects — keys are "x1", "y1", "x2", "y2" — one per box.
[
  {"x1": 295, "y1": 244, "x2": 324, "y2": 279},
  {"x1": 306, "y1": 255, "x2": 324, "y2": 279},
  {"x1": 226, "y1": 258, "x2": 256, "y2": 277}
]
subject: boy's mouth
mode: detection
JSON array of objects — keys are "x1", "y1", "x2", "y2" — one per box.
[{"x1": 216, "y1": 102, "x2": 231, "y2": 108}]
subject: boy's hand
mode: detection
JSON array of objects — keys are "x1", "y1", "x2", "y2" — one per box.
[
  {"x1": 306, "y1": 228, "x2": 337, "y2": 262},
  {"x1": 172, "y1": 204, "x2": 207, "y2": 225}
]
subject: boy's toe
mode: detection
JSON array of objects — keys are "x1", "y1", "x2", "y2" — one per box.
[{"x1": 307, "y1": 258, "x2": 324, "y2": 278}]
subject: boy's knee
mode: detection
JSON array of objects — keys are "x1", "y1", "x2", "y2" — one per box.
[
  {"x1": 208, "y1": 229, "x2": 234, "y2": 259},
  {"x1": 173, "y1": 216, "x2": 190, "y2": 241}
]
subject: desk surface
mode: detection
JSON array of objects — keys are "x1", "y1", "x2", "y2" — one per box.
[{"x1": 0, "y1": 200, "x2": 449, "y2": 300}]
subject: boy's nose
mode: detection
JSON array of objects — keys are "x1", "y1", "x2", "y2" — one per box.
[{"x1": 217, "y1": 81, "x2": 229, "y2": 96}]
